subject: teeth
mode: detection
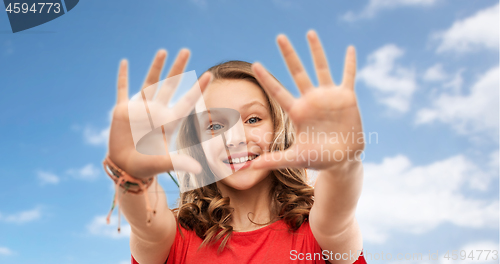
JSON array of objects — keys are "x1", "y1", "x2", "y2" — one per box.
[{"x1": 225, "y1": 155, "x2": 258, "y2": 164}]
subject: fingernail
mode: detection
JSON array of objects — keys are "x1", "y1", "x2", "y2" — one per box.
[
  {"x1": 276, "y1": 34, "x2": 287, "y2": 44},
  {"x1": 180, "y1": 48, "x2": 190, "y2": 57},
  {"x1": 252, "y1": 63, "x2": 262, "y2": 75},
  {"x1": 158, "y1": 49, "x2": 167, "y2": 57},
  {"x1": 307, "y1": 30, "x2": 316, "y2": 38}
]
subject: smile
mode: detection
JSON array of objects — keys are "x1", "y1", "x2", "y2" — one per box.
[{"x1": 222, "y1": 154, "x2": 259, "y2": 164}]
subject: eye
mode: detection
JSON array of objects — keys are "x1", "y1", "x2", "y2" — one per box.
[
  {"x1": 246, "y1": 116, "x2": 261, "y2": 124},
  {"x1": 207, "y1": 123, "x2": 224, "y2": 131}
]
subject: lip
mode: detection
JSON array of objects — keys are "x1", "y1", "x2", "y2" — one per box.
[
  {"x1": 224, "y1": 159, "x2": 252, "y2": 171},
  {"x1": 222, "y1": 152, "x2": 259, "y2": 172}
]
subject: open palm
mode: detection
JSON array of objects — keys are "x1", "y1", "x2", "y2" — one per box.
[
  {"x1": 108, "y1": 50, "x2": 211, "y2": 179},
  {"x1": 251, "y1": 31, "x2": 364, "y2": 172}
]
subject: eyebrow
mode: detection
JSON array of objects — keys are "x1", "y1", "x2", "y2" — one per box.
[
  {"x1": 196, "y1": 100, "x2": 268, "y2": 120},
  {"x1": 240, "y1": 100, "x2": 268, "y2": 111}
]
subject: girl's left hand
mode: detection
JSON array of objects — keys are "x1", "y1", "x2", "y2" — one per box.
[{"x1": 251, "y1": 30, "x2": 364, "y2": 172}]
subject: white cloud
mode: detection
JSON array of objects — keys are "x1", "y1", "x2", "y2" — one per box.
[
  {"x1": 434, "y1": 4, "x2": 499, "y2": 53},
  {"x1": 358, "y1": 44, "x2": 417, "y2": 113},
  {"x1": 78, "y1": 109, "x2": 113, "y2": 146},
  {"x1": 0, "y1": 247, "x2": 13, "y2": 256},
  {"x1": 0, "y1": 207, "x2": 41, "y2": 224},
  {"x1": 423, "y1": 63, "x2": 448, "y2": 82},
  {"x1": 416, "y1": 66, "x2": 499, "y2": 137},
  {"x1": 424, "y1": 65, "x2": 464, "y2": 95},
  {"x1": 342, "y1": 0, "x2": 437, "y2": 21},
  {"x1": 87, "y1": 215, "x2": 131, "y2": 239},
  {"x1": 440, "y1": 241, "x2": 499, "y2": 264},
  {"x1": 37, "y1": 171, "x2": 60, "y2": 185},
  {"x1": 442, "y1": 69, "x2": 465, "y2": 94},
  {"x1": 358, "y1": 154, "x2": 498, "y2": 244},
  {"x1": 488, "y1": 150, "x2": 499, "y2": 169},
  {"x1": 67, "y1": 164, "x2": 100, "y2": 181},
  {"x1": 84, "y1": 126, "x2": 110, "y2": 146}
]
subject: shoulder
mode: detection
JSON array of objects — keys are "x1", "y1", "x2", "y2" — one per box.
[
  {"x1": 172, "y1": 220, "x2": 202, "y2": 243},
  {"x1": 164, "y1": 222, "x2": 203, "y2": 264},
  {"x1": 296, "y1": 219, "x2": 368, "y2": 264},
  {"x1": 271, "y1": 219, "x2": 323, "y2": 251},
  {"x1": 285, "y1": 218, "x2": 314, "y2": 235}
]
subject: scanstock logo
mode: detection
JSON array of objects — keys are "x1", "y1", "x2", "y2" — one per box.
[{"x1": 3, "y1": 0, "x2": 79, "y2": 33}]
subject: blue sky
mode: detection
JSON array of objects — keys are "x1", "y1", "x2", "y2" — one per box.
[{"x1": 0, "y1": 0, "x2": 498, "y2": 263}]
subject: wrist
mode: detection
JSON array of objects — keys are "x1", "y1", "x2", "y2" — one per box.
[
  {"x1": 103, "y1": 155, "x2": 158, "y2": 232},
  {"x1": 104, "y1": 156, "x2": 154, "y2": 194}
]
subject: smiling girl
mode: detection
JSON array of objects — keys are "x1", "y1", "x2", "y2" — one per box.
[{"x1": 105, "y1": 30, "x2": 367, "y2": 264}]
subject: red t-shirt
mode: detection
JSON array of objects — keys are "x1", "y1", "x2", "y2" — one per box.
[{"x1": 132, "y1": 220, "x2": 367, "y2": 264}]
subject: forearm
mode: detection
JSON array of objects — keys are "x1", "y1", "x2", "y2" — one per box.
[
  {"x1": 310, "y1": 160, "x2": 364, "y2": 236},
  {"x1": 119, "y1": 177, "x2": 177, "y2": 243}
]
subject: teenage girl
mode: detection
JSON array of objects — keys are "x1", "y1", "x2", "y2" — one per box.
[{"x1": 106, "y1": 30, "x2": 366, "y2": 264}]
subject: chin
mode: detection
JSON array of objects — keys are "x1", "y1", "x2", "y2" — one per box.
[{"x1": 219, "y1": 170, "x2": 270, "y2": 191}]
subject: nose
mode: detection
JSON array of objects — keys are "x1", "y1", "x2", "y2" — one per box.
[{"x1": 223, "y1": 120, "x2": 246, "y2": 148}]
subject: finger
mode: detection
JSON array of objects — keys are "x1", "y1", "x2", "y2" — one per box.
[
  {"x1": 117, "y1": 59, "x2": 129, "y2": 104},
  {"x1": 167, "y1": 49, "x2": 190, "y2": 78},
  {"x1": 306, "y1": 30, "x2": 334, "y2": 87},
  {"x1": 171, "y1": 71, "x2": 212, "y2": 119},
  {"x1": 142, "y1": 50, "x2": 168, "y2": 100},
  {"x1": 145, "y1": 153, "x2": 203, "y2": 175},
  {"x1": 169, "y1": 154, "x2": 202, "y2": 175},
  {"x1": 277, "y1": 34, "x2": 314, "y2": 94},
  {"x1": 251, "y1": 149, "x2": 300, "y2": 170},
  {"x1": 156, "y1": 49, "x2": 190, "y2": 105},
  {"x1": 341, "y1": 46, "x2": 357, "y2": 90},
  {"x1": 251, "y1": 63, "x2": 295, "y2": 113}
]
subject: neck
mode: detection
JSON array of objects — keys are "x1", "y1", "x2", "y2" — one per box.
[{"x1": 217, "y1": 175, "x2": 274, "y2": 232}]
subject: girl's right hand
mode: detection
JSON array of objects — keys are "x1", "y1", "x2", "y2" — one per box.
[{"x1": 108, "y1": 49, "x2": 212, "y2": 180}]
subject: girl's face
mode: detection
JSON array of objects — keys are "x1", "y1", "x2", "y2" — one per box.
[{"x1": 196, "y1": 79, "x2": 274, "y2": 191}]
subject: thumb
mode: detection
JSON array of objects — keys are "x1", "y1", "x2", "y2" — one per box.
[
  {"x1": 167, "y1": 153, "x2": 203, "y2": 175},
  {"x1": 139, "y1": 153, "x2": 202, "y2": 177},
  {"x1": 251, "y1": 149, "x2": 299, "y2": 170}
]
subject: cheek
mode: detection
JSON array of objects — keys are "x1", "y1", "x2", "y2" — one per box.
[
  {"x1": 201, "y1": 136, "x2": 225, "y2": 163},
  {"x1": 248, "y1": 124, "x2": 274, "y2": 150}
]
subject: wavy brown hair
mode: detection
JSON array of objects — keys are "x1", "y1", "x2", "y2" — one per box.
[{"x1": 171, "y1": 60, "x2": 314, "y2": 253}]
